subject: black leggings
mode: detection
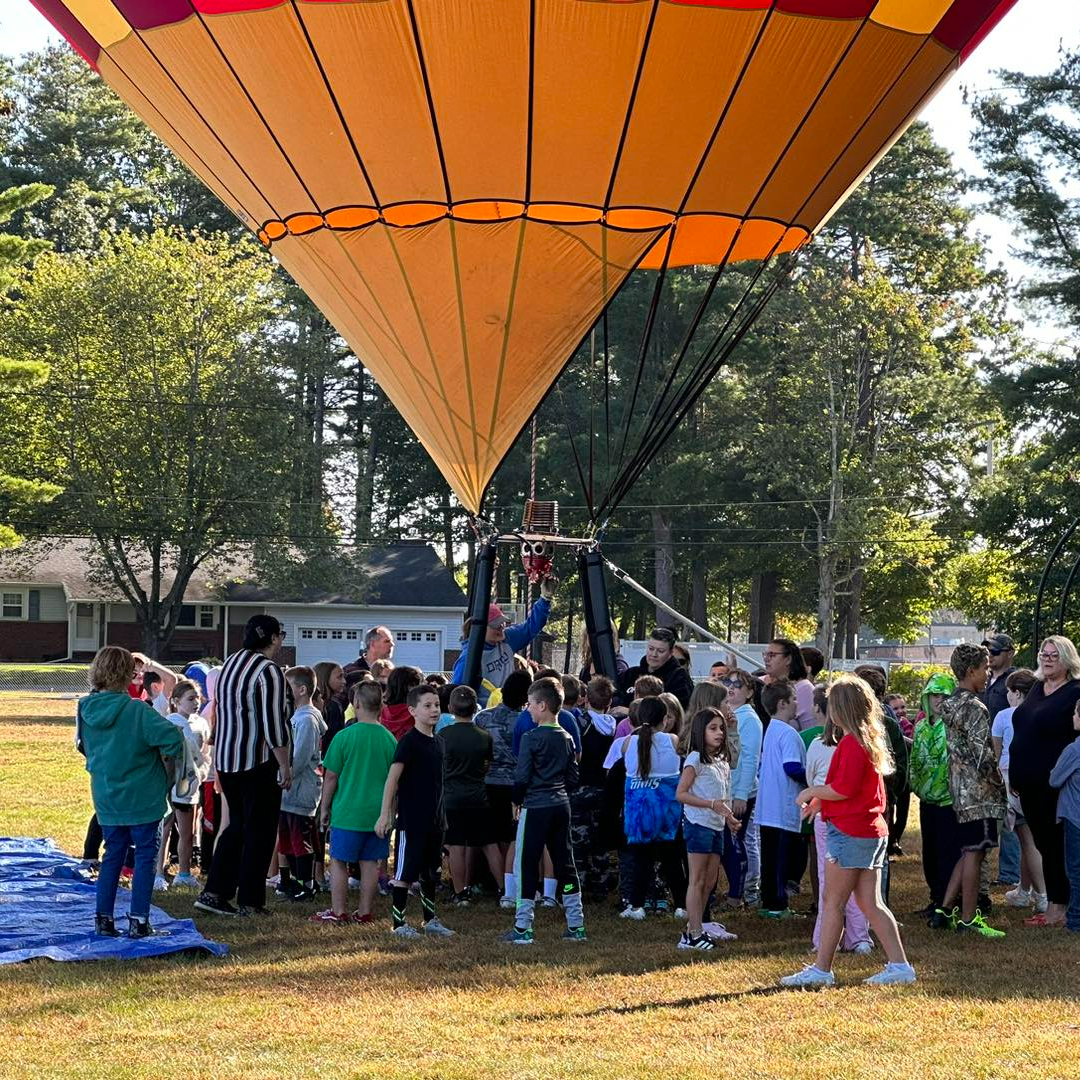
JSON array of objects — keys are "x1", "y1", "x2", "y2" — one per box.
[
  {"x1": 1022, "y1": 785, "x2": 1070, "y2": 905},
  {"x1": 759, "y1": 825, "x2": 795, "y2": 912},
  {"x1": 629, "y1": 839, "x2": 686, "y2": 910}
]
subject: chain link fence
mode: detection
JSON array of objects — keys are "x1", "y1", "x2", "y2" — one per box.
[{"x1": 0, "y1": 664, "x2": 89, "y2": 696}]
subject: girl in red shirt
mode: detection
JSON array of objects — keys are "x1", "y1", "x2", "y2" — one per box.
[{"x1": 780, "y1": 675, "x2": 916, "y2": 989}]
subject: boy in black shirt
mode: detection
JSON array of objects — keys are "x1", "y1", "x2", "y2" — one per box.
[
  {"x1": 503, "y1": 677, "x2": 585, "y2": 945},
  {"x1": 440, "y1": 684, "x2": 505, "y2": 904},
  {"x1": 375, "y1": 684, "x2": 454, "y2": 938},
  {"x1": 572, "y1": 676, "x2": 617, "y2": 900}
]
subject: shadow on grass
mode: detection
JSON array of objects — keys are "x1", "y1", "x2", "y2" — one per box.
[{"x1": 1, "y1": 716, "x2": 76, "y2": 728}]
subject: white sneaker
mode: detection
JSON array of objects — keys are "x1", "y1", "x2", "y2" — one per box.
[
  {"x1": 392, "y1": 924, "x2": 422, "y2": 939},
  {"x1": 779, "y1": 964, "x2": 835, "y2": 989},
  {"x1": 848, "y1": 941, "x2": 874, "y2": 955},
  {"x1": 1004, "y1": 886, "x2": 1031, "y2": 908},
  {"x1": 619, "y1": 905, "x2": 646, "y2": 921},
  {"x1": 265, "y1": 874, "x2": 280, "y2": 888},
  {"x1": 422, "y1": 918, "x2": 455, "y2": 937},
  {"x1": 348, "y1": 877, "x2": 362, "y2": 889},
  {"x1": 864, "y1": 962, "x2": 916, "y2": 986},
  {"x1": 172, "y1": 872, "x2": 200, "y2": 889},
  {"x1": 673, "y1": 907, "x2": 688, "y2": 920},
  {"x1": 499, "y1": 895, "x2": 517, "y2": 909},
  {"x1": 153, "y1": 875, "x2": 169, "y2": 892},
  {"x1": 1033, "y1": 892, "x2": 1049, "y2": 914},
  {"x1": 702, "y1": 921, "x2": 738, "y2": 941}
]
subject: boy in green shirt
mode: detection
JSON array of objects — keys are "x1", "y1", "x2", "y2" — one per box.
[{"x1": 312, "y1": 680, "x2": 397, "y2": 924}]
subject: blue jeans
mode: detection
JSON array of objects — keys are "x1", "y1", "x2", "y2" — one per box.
[
  {"x1": 997, "y1": 824, "x2": 1021, "y2": 884},
  {"x1": 97, "y1": 821, "x2": 161, "y2": 919},
  {"x1": 1065, "y1": 820, "x2": 1080, "y2": 932}
]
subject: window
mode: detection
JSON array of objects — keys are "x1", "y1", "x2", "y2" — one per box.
[
  {"x1": 177, "y1": 604, "x2": 216, "y2": 628},
  {"x1": 28, "y1": 590, "x2": 40, "y2": 622},
  {"x1": 411, "y1": 632, "x2": 422, "y2": 642},
  {"x1": 425, "y1": 632, "x2": 438, "y2": 642},
  {"x1": 75, "y1": 602, "x2": 94, "y2": 639},
  {"x1": 331, "y1": 630, "x2": 343, "y2": 639},
  {"x1": 317, "y1": 630, "x2": 328, "y2": 639},
  {"x1": 1, "y1": 591, "x2": 24, "y2": 619},
  {"x1": 346, "y1": 630, "x2": 358, "y2": 640},
  {"x1": 301, "y1": 629, "x2": 313, "y2": 639}
]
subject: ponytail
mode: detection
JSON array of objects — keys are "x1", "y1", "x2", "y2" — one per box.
[{"x1": 636, "y1": 696, "x2": 667, "y2": 777}]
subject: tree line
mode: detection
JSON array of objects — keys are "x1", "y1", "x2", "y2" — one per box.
[{"x1": 0, "y1": 45, "x2": 1077, "y2": 660}]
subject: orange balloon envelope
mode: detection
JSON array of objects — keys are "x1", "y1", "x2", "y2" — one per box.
[{"x1": 31, "y1": 0, "x2": 1017, "y2": 513}]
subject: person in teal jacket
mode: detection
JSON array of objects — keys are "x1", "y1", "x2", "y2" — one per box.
[
  {"x1": 79, "y1": 645, "x2": 185, "y2": 938},
  {"x1": 911, "y1": 671, "x2": 960, "y2": 922}
]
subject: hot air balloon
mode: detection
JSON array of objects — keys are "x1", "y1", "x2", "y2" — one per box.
[{"x1": 29, "y1": 0, "x2": 1018, "y2": 682}]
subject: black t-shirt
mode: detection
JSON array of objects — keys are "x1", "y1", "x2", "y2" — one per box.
[
  {"x1": 393, "y1": 727, "x2": 444, "y2": 832},
  {"x1": 578, "y1": 714, "x2": 615, "y2": 788},
  {"x1": 439, "y1": 722, "x2": 493, "y2": 810},
  {"x1": 1010, "y1": 678, "x2": 1080, "y2": 793}
]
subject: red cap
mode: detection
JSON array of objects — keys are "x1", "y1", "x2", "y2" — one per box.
[{"x1": 487, "y1": 604, "x2": 507, "y2": 627}]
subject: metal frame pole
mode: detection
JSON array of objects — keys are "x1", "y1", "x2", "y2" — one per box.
[
  {"x1": 462, "y1": 539, "x2": 497, "y2": 691},
  {"x1": 579, "y1": 549, "x2": 620, "y2": 679},
  {"x1": 1034, "y1": 518, "x2": 1078, "y2": 651}
]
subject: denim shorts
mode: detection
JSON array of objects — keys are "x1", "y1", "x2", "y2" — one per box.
[
  {"x1": 683, "y1": 819, "x2": 725, "y2": 856},
  {"x1": 329, "y1": 827, "x2": 389, "y2": 864},
  {"x1": 824, "y1": 821, "x2": 887, "y2": 870}
]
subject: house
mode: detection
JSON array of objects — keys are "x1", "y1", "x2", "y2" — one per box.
[
  {"x1": 858, "y1": 609, "x2": 984, "y2": 664},
  {"x1": 0, "y1": 539, "x2": 468, "y2": 672}
]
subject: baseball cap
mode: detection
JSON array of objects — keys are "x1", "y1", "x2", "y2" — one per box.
[
  {"x1": 981, "y1": 633, "x2": 1015, "y2": 653},
  {"x1": 487, "y1": 604, "x2": 508, "y2": 628}
]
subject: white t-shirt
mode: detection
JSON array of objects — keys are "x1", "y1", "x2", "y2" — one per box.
[
  {"x1": 755, "y1": 718, "x2": 806, "y2": 833},
  {"x1": 603, "y1": 734, "x2": 630, "y2": 771},
  {"x1": 805, "y1": 736, "x2": 835, "y2": 788},
  {"x1": 168, "y1": 712, "x2": 211, "y2": 805},
  {"x1": 682, "y1": 750, "x2": 730, "y2": 831},
  {"x1": 151, "y1": 691, "x2": 169, "y2": 716},
  {"x1": 623, "y1": 731, "x2": 681, "y2": 779},
  {"x1": 991, "y1": 705, "x2": 1016, "y2": 773}
]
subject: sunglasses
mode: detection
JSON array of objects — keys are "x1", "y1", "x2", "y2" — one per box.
[{"x1": 720, "y1": 677, "x2": 744, "y2": 689}]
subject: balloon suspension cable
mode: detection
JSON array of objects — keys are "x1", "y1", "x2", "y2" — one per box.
[
  {"x1": 602, "y1": 555, "x2": 758, "y2": 667},
  {"x1": 529, "y1": 414, "x2": 538, "y2": 503}
]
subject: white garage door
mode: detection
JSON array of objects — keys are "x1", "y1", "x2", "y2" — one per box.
[{"x1": 295, "y1": 627, "x2": 444, "y2": 674}]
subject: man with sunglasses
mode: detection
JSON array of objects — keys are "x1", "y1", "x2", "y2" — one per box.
[
  {"x1": 616, "y1": 626, "x2": 694, "y2": 709},
  {"x1": 980, "y1": 634, "x2": 1016, "y2": 721}
]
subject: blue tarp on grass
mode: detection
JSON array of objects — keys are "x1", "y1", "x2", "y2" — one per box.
[{"x1": 0, "y1": 837, "x2": 228, "y2": 964}]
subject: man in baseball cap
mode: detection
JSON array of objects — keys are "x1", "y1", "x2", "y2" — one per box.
[
  {"x1": 980, "y1": 633, "x2": 1016, "y2": 718},
  {"x1": 451, "y1": 582, "x2": 557, "y2": 702}
]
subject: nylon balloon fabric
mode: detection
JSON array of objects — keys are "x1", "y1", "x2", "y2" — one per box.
[{"x1": 31, "y1": 0, "x2": 1018, "y2": 513}]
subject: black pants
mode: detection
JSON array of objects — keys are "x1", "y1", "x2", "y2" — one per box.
[
  {"x1": 83, "y1": 814, "x2": 103, "y2": 861},
  {"x1": 629, "y1": 839, "x2": 686, "y2": 910},
  {"x1": 516, "y1": 803, "x2": 581, "y2": 902},
  {"x1": 919, "y1": 800, "x2": 960, "y2": 908},
  {"x1": 889, "y1": 788, "x2": 911, "y2": 847},
  {"x1": 205, "y1": 759, "x2": 282, "y2": 908},
  {"x1": 1022, "y1": 785, "x2": 1070, "y2": 905},
  {"x1": 759, "y1": 825, "x2": 795, "y2": 912},
  {"x1": 786, "y1": 833, "x2": 810, "y2": 887}
]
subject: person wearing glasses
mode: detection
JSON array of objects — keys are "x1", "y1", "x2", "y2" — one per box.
[
  {"x1": 1009, "y1": 635, "x2": 1080, "y2": 928},
  {"x1": 980, "y1": 633, "x2": 1017, "y2": 721},
  {"x1": 762, "y1": 638, "x2": 816, "y2": 732},
  {"x1": 195, "y1": 614, "x2": 292, "y2": 918},
  {"x1": 617, "y1": 627, "x2": 695, "y2": 709}
]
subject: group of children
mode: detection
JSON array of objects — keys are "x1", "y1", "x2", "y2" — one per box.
[{"x1": 80, "y1": 634, "x2": 1080, "y2": 986}]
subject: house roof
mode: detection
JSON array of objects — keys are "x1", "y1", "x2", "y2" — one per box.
[{"x1": 0, "y1": 538, "x2": 466, "y2": 610}]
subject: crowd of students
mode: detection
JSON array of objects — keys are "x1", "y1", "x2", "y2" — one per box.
[{"x1": 76, "y1": 616, "x2": 1080, "y2": 988}]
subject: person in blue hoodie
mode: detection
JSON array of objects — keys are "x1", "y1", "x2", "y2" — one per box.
[
  {"x1": 451, "y1": 580, "x2": 557, "y2": 703},
  {"x1": 79, "y1": 645, "x2": 185, "y2": 938}
]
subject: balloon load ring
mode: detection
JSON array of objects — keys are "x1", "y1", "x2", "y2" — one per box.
[{"x1": 520, "y1": 500, "x2": 558, "y2": 584}]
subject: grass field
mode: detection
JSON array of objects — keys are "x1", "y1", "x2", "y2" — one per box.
[{"x1": 1, "y1": 693, "x2": 1078, "y2": 1080}]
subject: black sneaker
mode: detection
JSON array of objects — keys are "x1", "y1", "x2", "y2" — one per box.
[
  {"x1": 927, "y1": 909, "x2": 950, "y2": 930},
  {"x1": 194, "y1": 892, "x2": 238, "y2": 917},
  {"x1": 94, "y1": 914, "x2": 119, "y2": 937},
  {"x1": 978, "y1": 893, "x2": 993, "y2": 914},
  {"x1": 275, "y1": 879, "x2": 305, "y2": 900},
  {"x1": 238, "y1": 905, "x2": 271, "y2": 917}
]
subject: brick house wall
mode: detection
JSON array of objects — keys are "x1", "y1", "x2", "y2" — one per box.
[{"x1": 0, "y1": 621, "x2": 68, "y2": 661}]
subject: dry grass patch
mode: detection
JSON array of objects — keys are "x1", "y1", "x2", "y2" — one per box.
[{"x1": 0, "y1": 710, "x2": 1078, "y2": 1080}]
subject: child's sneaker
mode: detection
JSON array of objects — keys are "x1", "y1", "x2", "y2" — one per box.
[
  {"x1": 672, "y1": 907, "x2": 688, "y2": 920},
  {"x1": 538, "y1": 895, "x2": 558, "y2": 909},
  {"x1": 863, "y1": 962, "x2": 917, "y2": 985},
  {"x1": 450, "y1": 890, "x2": 471, "y2": 907},
  {"x1": 377, "y1": 875, "x2": 391, "y2": 896},
  {"x1": 309, "y1": 909, "x2": 350, "y2": 924},
  {"x1": 957, "y1": 911, "x2": 1006, "y2": 938},
  {"x1": 265, "y1": 874, "x2": 280, "y2": 888},
  {"x1": 933, "y1": 906, "x2": 959, "y2": 930},
  {"x1": 779, "y1": 964, "x2": 835, "y2": 989},
  {"x1": 348, "y1": 876, "x2": 362, "y2": 889},
  {"x1": 153, "y1": 875, "x2": 169, "y2": 892},
  {"x1": 352, "y1": 911, "x2": 377, "y2": 925},
  {"x1": 562, "y1": 926, "x2": 587, "y2": 942},
  {"x1": 677, "y1": 931, "x2": 716, "y2": 951},
  {"x1": 619, "y1": 905, "x2": 646, "y2": 921},
  {"x1": 392, "y1": 923, "x2": 422, "y2": 939},
  {"x1": 499, "y1": 893, "x2": 517, "y2": 909},
  {"x1": 421, "y1": 918, "x2": 455, "y2": 937},
  {"x1": 1004, "y1": 885, "x2": 1031, "y2": 908},
  {"x1": 701, "y1": 921, "x2": 738, "y2": 941},
  {"x1": 501, "y1": 927, "x2": 534, "y2": 945},
  {"x1": 172, "y1": 872, "x2": 200, "y2": 889},
  {"x1": 847, "y1": 940, "x2": 874, "y2": 955},
  {"x1": 759, "y1": 908, "x2": 803, "y2": 920},
  {"x1": 1033, "y1": 892, "x2": 1049, "y2": 914}
]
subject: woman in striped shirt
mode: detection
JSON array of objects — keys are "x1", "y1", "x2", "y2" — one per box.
[{"x1": 196, "y1": 615, "x2": 292, "y2": 917}]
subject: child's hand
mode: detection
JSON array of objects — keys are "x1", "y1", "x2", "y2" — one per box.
[
  {"x1": 320, "y1": 806, "x2": 331, "y2": 832},
  {"x1": 731, "y1": 798, "x2": 747, "y2": 820},
  {"x1": 799, "y1": 797, "x2": 820, "y2": 822},
  {"x1": 374, "y1": 813, "x2": 390, "y2": 839}
]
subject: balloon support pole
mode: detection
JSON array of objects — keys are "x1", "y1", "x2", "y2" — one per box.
[
  {"x1": 462, "y1": 538, "x2": 497, "y2": 691},
  {"x1": 602, "y1": 557, "x2": 758, "y2": 667},
  {"x1": 579, "y1": 549, "x2": 620, "y2": 680}
]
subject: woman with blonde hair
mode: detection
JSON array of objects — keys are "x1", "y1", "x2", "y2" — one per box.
[
  {"x1": 1010, "y1": 635, "x2": 1080, "y2": 927},
  {"x1": 578, "y1": 620, "x2": 629, "y2": 682},
  {"x1": 780, "y1": 674, "x2": 915, "y2": 988}
]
